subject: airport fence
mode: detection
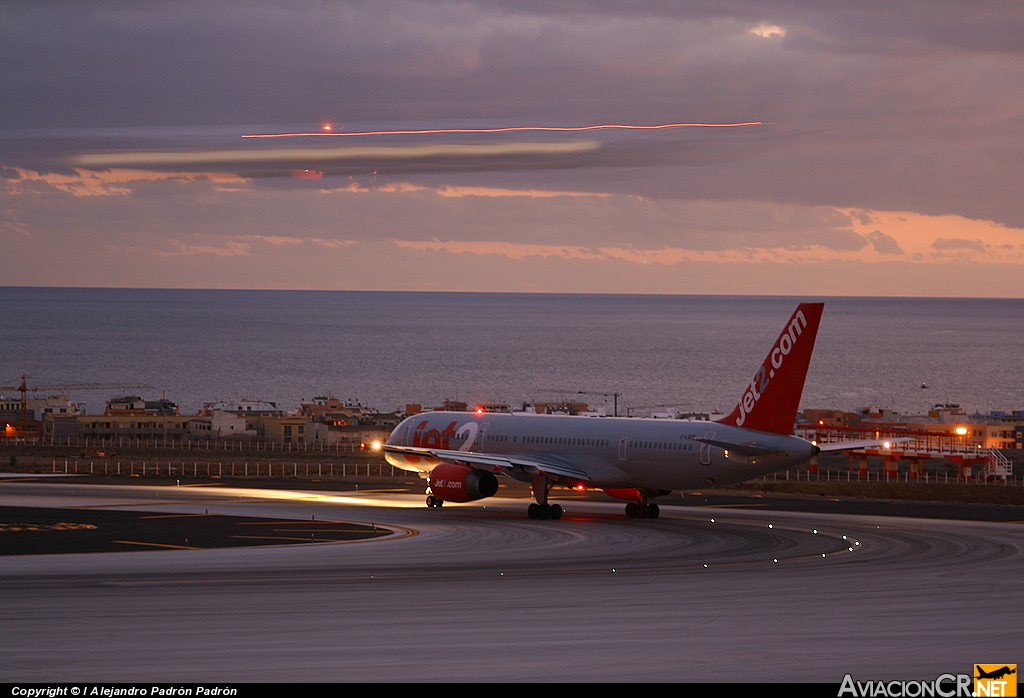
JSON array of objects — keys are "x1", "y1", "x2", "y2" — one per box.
[
  {"x1": 765, "y1": 468, "x2": 1023, "y2": 487},
  {"x1": 49, "y1": 458, "x2": 408, "y2": 480},
  {"x1": 39, "y1": 436, "x2": 372, "y2": 453},
  {"x1": 44, "y1": 459, "x2": 1024, "y2": 488}
]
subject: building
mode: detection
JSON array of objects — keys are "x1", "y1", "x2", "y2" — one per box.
[
  {"x1": 798, "y1": 403, "x2": 1023, "y2": 480},
  {"x1": 105, "y1": 395, "x2": 180, "y2": 416},
  {"x1": 1, "y1": 394, "x2": 81, "y2": 421},
  {"x1": 257, "y1": 415, "x2": 310, "y2": 444},
  {"x1": 200, "y1": 399, "x2": 284, "y2": 416},
  {"x1": 3, "y1": 394, "x2": 81, "y2": 442},
  {"x1": 74, "y1": 414, "x2": 192, "y2": 443},
  {"x1": 299, "y1": 396, "x2": 376, "y2": 427},
  {"x1": 187, "y1": 411, "x2": 258, "y2": 440},
  {"x1": 405, "y1": 399, "x2": 471, "y2": 414},
  {"x1": 802, "y1": 408, "x2": 854, "y2": 428},
  {"x1": 521, "y1": 401, "x2": 591, "y2": 416}
]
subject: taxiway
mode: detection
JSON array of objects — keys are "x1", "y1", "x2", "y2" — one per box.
[{"x1": 1, "y1": 477, "x2": 1021, "y2": 684}]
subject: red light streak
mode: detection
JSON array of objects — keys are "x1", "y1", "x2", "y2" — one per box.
[{"x1": 242, "y1": 121, "x2": 763, "y2": 139}]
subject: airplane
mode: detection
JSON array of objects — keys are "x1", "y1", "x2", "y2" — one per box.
[
  {"x1": 384, "y1": 302, "x2": 892, "y2": 520},
  {"x1": 975, "y1": 666, "x2": 1017, "y2": 680}
]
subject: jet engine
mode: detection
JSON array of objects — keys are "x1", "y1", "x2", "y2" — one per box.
[{"x1": 427, "y1": 463, "x2": 499, "y2": 504}]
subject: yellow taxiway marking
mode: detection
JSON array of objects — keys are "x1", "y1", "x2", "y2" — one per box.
[
  {"x1": 236, "y1": 520, "x2": 352, "y2": 525},
  {"x1": 270, "y1": 528, "x2": 378, "y2": 533},
  {"x1": 114, "y1": 540, "x2": 201, "y2": 550},
  {"x1": 231, "y1": 535, "x2": 347, "y2": 542}
]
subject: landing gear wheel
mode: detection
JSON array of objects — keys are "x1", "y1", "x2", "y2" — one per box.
[
  {"x1": 625, "y1": 501, "x2": 660, "y2": 518},
  {"x1": 527, "y1": 476, "x2": 565, "y2": 520},
  {"x1": 426, "y1": 494, "x2": 443, "y2": 508},
  {"x1": 528, "y1": 502, "x2": 564, "y2": 520}
]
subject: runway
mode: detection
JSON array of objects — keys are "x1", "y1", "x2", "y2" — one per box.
[{"x1": 1, "y1": 478, "x2": 1021, "y2": 684}]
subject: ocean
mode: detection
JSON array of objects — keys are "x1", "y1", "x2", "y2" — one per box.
[{"x1": 2, "y1": 287, "x2": 1022, "y2": 418}]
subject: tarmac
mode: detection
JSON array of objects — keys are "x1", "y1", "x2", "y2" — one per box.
[{"x1": 2, "y1": 472, "x2": 1021, "y2": 556}]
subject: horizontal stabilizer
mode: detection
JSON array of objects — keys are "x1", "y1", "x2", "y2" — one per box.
[{"x1": 815, "y1": 438, "x2": 911, "y2": 453}]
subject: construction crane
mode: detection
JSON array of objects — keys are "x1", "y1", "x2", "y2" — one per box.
[{"x1": 1, "y1": 374, "x2": 154, "y2": 439}]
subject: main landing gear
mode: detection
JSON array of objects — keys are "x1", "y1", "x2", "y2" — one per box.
[
  {"x1": 528, "y1": 476, "x2": 563, "y2": 520},
  {"x1": 624, "y1": 496, "x2": 660, "y2": 519},
  {"x1": 625, "y1": 502, "x2": 660, "y2": 518}
]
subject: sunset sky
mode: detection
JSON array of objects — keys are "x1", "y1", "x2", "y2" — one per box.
[{"x1": 3, "y1": 1, "x2": 1023, "y2": 296}]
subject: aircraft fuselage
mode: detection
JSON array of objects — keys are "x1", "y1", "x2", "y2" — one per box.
[{"x1": 385, "y1": 410, "x2": 818, "y2": 491}]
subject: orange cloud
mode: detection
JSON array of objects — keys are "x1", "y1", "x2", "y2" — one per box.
[
  {"x1": 3, "y1": 167, "x2": 248, "y2": 197},
  {"x1": 840, "y1": 208, "x2": 1024, "y2": 263},
  {"x1": 153, "y1": 235, "x2": 356, "y2": 257},
  {"x1": 435, "y1": 185, "x2": 614, "y2": 199},
  {"x1": 396, "y1": 240, "x2": 605, "y2": 261}
]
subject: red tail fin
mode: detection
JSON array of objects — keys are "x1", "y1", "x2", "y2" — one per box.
[{"x1": 717, "y1": 302, "x2": 824, "y2": 435}]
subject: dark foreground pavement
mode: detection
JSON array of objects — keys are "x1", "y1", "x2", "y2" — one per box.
[
  {"x1": 0, "y1": 504, "x2": 391, "y2": 556},
  {"x1": 1, "y1": 473, "x2": 1021, "y2": 556}
]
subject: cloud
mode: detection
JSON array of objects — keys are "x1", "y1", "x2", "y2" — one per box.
[
  {"x1": 435, "y1": 185, "x2": 613, "y2": 199},
  {"x1": 866, "y1": 230, "x2": 904, "y2": 255},
  {"x1": 749, "y1": 24, "x2": 786, "y2": 39},
  {"x1": 932, "y1": 237, "x2": 988, "y2": 252},
  {"x1": 933, "y1": 237, "x2": 987, "y2": 256},
  {"x1": 2, "y1": 167, "x2": 246, "y2": 198},
  {"x1": 151, "y1": 235, "x2": 356, "y2": 258},
  {"x1": 2, "y1": 1, "x2": 1024, "y2": 296},
  {"x1": 396, "y1": 240, "x2": 605, "y2": 261}
]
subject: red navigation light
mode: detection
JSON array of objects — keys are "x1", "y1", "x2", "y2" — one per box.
[
  {"x1": 475, "y1": 406, "x2": 485, "y2": 415},
  {"x1": 322, "y1": 122, "x2": 333, "y2": 132}
]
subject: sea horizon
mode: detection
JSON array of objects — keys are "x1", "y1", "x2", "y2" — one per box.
[
  {"x1": 4, "y1": 287, "x2": 1022, "y2": 417},
  {"x1": 2, "y1": 284, "x2": 1020, "y2": 301}
]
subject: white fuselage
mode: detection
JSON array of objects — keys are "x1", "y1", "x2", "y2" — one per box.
[{"x1": 384, "y1": 410, "x2": 818, "y2": 491}]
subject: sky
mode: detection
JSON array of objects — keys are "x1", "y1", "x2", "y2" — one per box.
[{"x1": 2, "y1": 0, "x2": 1023, "y2": 297}]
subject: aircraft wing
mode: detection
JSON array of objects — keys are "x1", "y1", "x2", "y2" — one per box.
[
  {"x1": 383, "y1": 444, "x2": 592, "y2": 482},
  {"x1": 691, "y1": 436, "x2": 789, "y2": 458},
  {"x1": 814, "y1": 438, "x2": 912, "y2": 453}
]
